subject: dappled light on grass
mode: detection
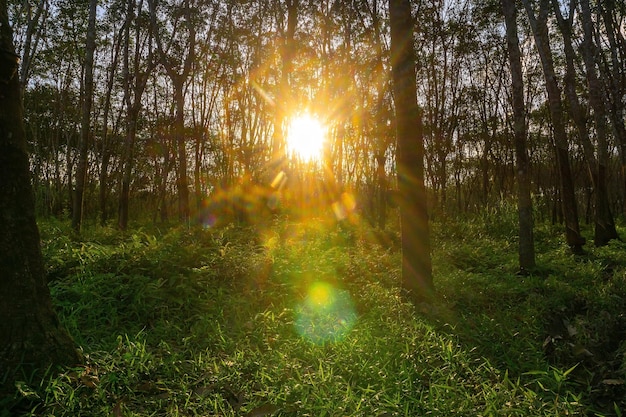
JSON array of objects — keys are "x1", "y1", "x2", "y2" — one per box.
[
  {"x1": 27, "y1": 216, "x2": 621, "y2": 415},
  {"x1": 295, "y1": 281, "x2": 357, "y2": 345}
]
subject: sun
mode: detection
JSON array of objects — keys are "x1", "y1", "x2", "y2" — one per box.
[{"x1": 285, "y1": 114, "x2": 326, "y2": 162}]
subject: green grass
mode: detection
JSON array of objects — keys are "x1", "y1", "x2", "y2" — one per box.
[{"x1": 3, "y1": 213, "x2": 626, "y2": 416}]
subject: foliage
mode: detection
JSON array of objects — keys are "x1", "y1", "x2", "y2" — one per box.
[{"x1": 4, "y1": 216, "x2": 625, "y2": 416}]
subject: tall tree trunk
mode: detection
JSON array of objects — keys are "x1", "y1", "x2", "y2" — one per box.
[
  {"x1": 118, "y1": 0, "x2": 153, "y2": 230},
  {"x1": 368, "y1": 0, "x2": 389, "y2": 229},
  {"x1": 552, "y1": 0, "x2": 597, "y2": 184},
  {"x1": 502, "y1": 0, "x2": 535, "y2": 272},
  {"x1": 173, "y1": 79, "x2": 190, "y2": 222},
  {"x1": 389, "y1": 0, "x2": 434, "y2": 303},
  {"x1": 72, "y1": 0, "x2": 97, "y2": 232},
  {"x1": 0, "y1": 0, "x2": 80, "y2": 395},
  {"x1": 18, "y1": 0, "x2": 46, "y2": 95},
  {"x1": 100, "y1": 21, "x2": 124, "y2": 226},
  {"x1": 598, "y1": 3, "x2": 626, "y2": 216},
  {"x1": 149, "y1": 0, "x2": 194, "y2": 223},
  {"x1": 271, "y1": 0, "x2": 298, "y2": 180},
  {"x1": 522, "y1": 0, "x2": 585, "y2": 253},
  {"x1": 118, "y1": 1, "x2": 134, "y2": 231},
  {"x1": 579, "y1": 0, "x2": 618, "y2": 246}
]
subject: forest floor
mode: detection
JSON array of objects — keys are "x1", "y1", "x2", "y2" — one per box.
[{"x1": 3, "y1": 210, "x2": 626, "y2": 416}]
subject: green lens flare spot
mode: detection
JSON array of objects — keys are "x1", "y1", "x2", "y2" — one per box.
[{"x1": 295, "y1": 282, "x2": 357, "y2": 345}]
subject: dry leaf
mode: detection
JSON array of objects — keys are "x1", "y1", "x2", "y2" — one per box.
[
  {"x1": 244, "y1": 403, "x2": 279, "y2": 417},
  {"x1": 563, "y1": 319, "x2": 578, "y2": 337},
  {"x1": 601, "y1": 379, "x2": 624, "y2": 385},
  {"x1": 80, "y1": 374, "x2": 99, "y2": 389},
  {"x1": 112, "y1": 400, "x2": 123, "y2": 417},
  {"x1": 569, "y1": 343, "x2": 593, "y2": 357}
]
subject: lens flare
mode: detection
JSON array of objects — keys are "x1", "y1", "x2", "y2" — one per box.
[
  {"x1": 286, "y1": 114, "x2": 326, "y2": 162},
  {"x1": 295, "y1": 282, "x2": 357, "y2": 344},
  {"x1": 332, "y1": 192, "x2": 357, "y2": 221}
]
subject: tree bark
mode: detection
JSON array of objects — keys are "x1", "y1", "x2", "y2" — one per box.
[
  {"x1": 149, "y1": 0, "x2": 195, "y2": 223},
  {"x1": 522, "y1": 0, "x2": 585, "y2": 253},
  {"x1": 598, "y1": 3, "x2": 626, "y2": 216},
  {"x1": 0, "y1": 0, "x2": 80, "y2": 394},
  {"x1": 579, "y1": 0, "x2": 618, "y2": 246},
  {"x1": 118, "y1": 0, "x2": 153, "y2": 230},
  {"x1": 271, "y1": 0, "x2": 298, "y2": 181},
  {"x1": 389, "y1": 0, "x2": 434, "y2": 302},
  {"x1": 72, "y1": 0, "x2": 97, "y2": 232},
  {"x1": 502, "y1": 0, "x2": 535, "y2": 272}
]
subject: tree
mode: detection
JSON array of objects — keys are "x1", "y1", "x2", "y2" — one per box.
[
  {"x1": 578, "y1": 0, "x2": 618, "y2": 246},
  {"x1": 502, "y1": 0, "x2": 535, "y2": 271},
  {"x1": 71, "y1": 0, "x2": 97, "y2": 232},
  {"x1": 389, "y1": 0, "x2": 434, "y2": 302},
  {"x1": 551, "y1": 0, "x2": 618, "y2": 247},
  {"x1": 0, "y1": 0, "x2": 80, "y2": 394},
  {"x1": 149, "y1": 0, "x2": 198, "y2": 222},
  {"x1": 118, "y1": 0, "x2": 155, "y2": 230},
  {"x1": 270, "y1": 0, "x2": 298, "y2": 176},
  {"x1": 522, "y1": 0, "x2": 585, "y2": 253}
]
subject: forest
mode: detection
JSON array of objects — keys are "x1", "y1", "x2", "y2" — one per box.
[{"x1": 1, "y1": 0, "x2": 626, "y2": 415}]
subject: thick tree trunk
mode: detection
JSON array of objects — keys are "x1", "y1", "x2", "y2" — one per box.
[
  {"x1": 522, "y1": 0, "x2": 585, "y2": 253},
  {"x1": 72, "y1": 0, "x2": 97, "y2": 232},
  {"x1": 502, "y1": 0, "x2": 535, "y2": 272},
  {"x1": 0, "y1": 0, "x2": 80, "y2": 394},
  {"x1": 389, "y1": 0, "x2": 434, "y2": 302}
]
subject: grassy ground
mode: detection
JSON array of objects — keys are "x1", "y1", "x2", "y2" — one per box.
[{"x1": 3, "y1": 210, "x2": 626, "y2": 416}]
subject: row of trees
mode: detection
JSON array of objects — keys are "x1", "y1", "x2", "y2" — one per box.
[
  {"x1": 2, "y1": 0, "x2": 431, "y2": 392},
  {"x1": 9, "y1": 0, "x2": 625, "y2": 240},
  {"x1": 4, "y1": 0, "x2": 626, "y2": 396}
]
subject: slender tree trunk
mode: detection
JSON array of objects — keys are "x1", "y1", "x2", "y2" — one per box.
[
  {"x1": 598, "y1": 4, "x2": 626, "y2": 216},
  {"x1": 271, "y1": 0, "x2": 298, "y2": 178},
  {"x1": 149, "y1": 0, "x2": 194, "y2": 223},
  {"x1": 579, "y1": 0, "x2": 618, "y2": 246},
  {"x1": 100, "y1": 22, "x2": 123, "y2": 226},
  {"x1": 18, "y1": 0, "x2": 46, "y2": 95},
  {"x1": 389, "y1": 0, "x2": 434, "y2": 303},
  {"x1": 370, "y1": 0, "x2": 389, "y2": 229},
  {"x1": 552, "y1": 0, "x2": 597, "y2": 182},
  {"x1": 0, "y1": 0, "x2": 80, "y2": 394},
  {"x1": 522, "y1": 0, "x2": 585, "y2": 253},
  {"x1": 173, "y1": 79, "x2": 190, "y2": 222},
  {"x1": 118, "y1": 0, "x2": 135, "y2": 230},
  {"x1": 72, "y1": 0, "x2": 97, "y2": 232},
  {"x1": 502, "y1": 0, "x2": 535, "y2": 272}
]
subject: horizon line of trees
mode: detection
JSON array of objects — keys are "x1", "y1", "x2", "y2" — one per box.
[{"x1": 8, "y1": 0, "x2": 626, "y2": 244}]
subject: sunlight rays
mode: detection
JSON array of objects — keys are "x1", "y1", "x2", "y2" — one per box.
[{"x1": 285, "y1": 114, "x2": 327, "y2": 162}]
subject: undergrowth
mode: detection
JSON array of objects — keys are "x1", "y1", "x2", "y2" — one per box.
[{"x1": 2, "y1": 213, "x2": 625, "y2": 416}]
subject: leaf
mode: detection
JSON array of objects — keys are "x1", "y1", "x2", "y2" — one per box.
[
  {"x1": 134, "y1": 381, "x2": 157, "y2": 393},
  {"x1": 80, "y1": 374, "x2": 99, "y2": 389},
  {"x1": 569, "y1": 343, "x2": 593, "y2": 357},
  {"x1": 112, "y1": 400, "x2": 123, "y2": 417},
  {"x1": 193, "y1": 385, "x2": 215, "y2": 397},
  {"x1": 563, "y1": 319, "x2": 578, "y2": 337},
  {"x1": 244, "y1": 404, "x2": 279, "y2": 417},
  {"x1": 602, "y1": 379, "x2": 625, "y2": 385}
]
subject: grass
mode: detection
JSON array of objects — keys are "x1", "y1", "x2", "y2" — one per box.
[{"x1": 3, "y1": 211, "x2": 626, "y2": 416}]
